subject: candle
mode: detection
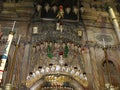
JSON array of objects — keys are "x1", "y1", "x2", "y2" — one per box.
[
  {"x1": 12, "y1": 21, "x2": 16, "y2": 32},
  {"x1": 102, "y1": 38, "x2": 106, "y2": 48},
  {"x1": 17, "y1": 35, "x2": 21, "y2": 45}
]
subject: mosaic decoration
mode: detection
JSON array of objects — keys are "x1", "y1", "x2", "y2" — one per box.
[{"x1": 32, "y1": 22, "x2": 82, "y2": 45}]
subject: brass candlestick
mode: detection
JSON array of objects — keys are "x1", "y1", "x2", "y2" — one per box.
[{"x1": 8, "y1": 35, "x2": 21, "y2": 84}]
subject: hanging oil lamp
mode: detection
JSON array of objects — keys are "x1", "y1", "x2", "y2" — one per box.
[
  {"x1": 73, "y1": 6, "x2": 78, "y2": 15},
  {"x1": 66, "y1": 7, "x2": 71, "y2": 14},
  {"x1": 45, "y1": 3, "x2": 50, "y2": 13},
  {"x1": 52, "y1": 5, "x2": 57, "y2": 13}
]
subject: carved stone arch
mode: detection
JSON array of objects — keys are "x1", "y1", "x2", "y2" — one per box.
[
  {"x1": 100, "y1": 57, "x2": 117, "y2": 76},
  {"x1": 107, "y1": 55, "x2": 119, "y2": 70},
  {"x1": 102, "y1": 60, "x2": 114, "y2": 67},
  {"x1": 29, "y1": 75, "x2": 85, "y2": 90}
]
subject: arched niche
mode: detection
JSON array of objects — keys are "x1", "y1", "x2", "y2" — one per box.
[{"x1": 101, "y1": 60, "x2": 120, "y2": 88}]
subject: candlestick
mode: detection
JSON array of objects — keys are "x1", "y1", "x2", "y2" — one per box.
[{"x1": 0, "y1": 21, "x2": 16, "y2": 83}]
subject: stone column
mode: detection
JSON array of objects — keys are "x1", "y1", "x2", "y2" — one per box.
[
  {"x1": 21, "y1": 43, "x2": 30, "y2": 84},
  {"x1": 89, "y1": 47, "x2": 100, "y2": 90},
  {"x1": 82, "y1": 47, "x2": 93, "y2": 90}
]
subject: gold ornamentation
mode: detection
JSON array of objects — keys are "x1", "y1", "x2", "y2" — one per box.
[
  {"x1": 26, "y1": 74, "x2": 88, "y2": 88},
  {"x1": 44, "y1": 75, "x2": 71, "y2": 84}
]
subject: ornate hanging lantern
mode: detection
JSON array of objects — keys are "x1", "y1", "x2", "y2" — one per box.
[
  {"x1": 73, "y1": 6, "x2": 78, "y2": 15},
  {"x1": 65, "y1": 7, "x2": 71, "y2": 14},
  {"x1": 45, "y1": 3, "x2": 50, "y2": 13},
  {"x1": 52, "y1": 5, "x2": 57, "y2": 13},
  {"x1": 36, "y1": 4, "x2": 42, "y2": 12}
]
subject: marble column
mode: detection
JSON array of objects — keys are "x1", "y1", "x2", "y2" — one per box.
[
  {"x1": 89, "y1": 47, "x2": 100, "y2": 90},
  {"x1": 21, "y1": 43, "x2": 30, "y2": 84},
  {"x1": 82, "y1": 47, "x2": 93, "y2": 90}
]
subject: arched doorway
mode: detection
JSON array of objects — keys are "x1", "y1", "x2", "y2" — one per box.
[{"x1": 29, "y1": 74, "x2": 86, "y2": 90}]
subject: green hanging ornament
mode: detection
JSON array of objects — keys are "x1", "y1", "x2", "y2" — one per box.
[
  {"x1": 47, "y1": 45, "x2": 53, "y2": 59},
  {"x1": 64, "y1": 44, "x2": 69, "y2": 58}
]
